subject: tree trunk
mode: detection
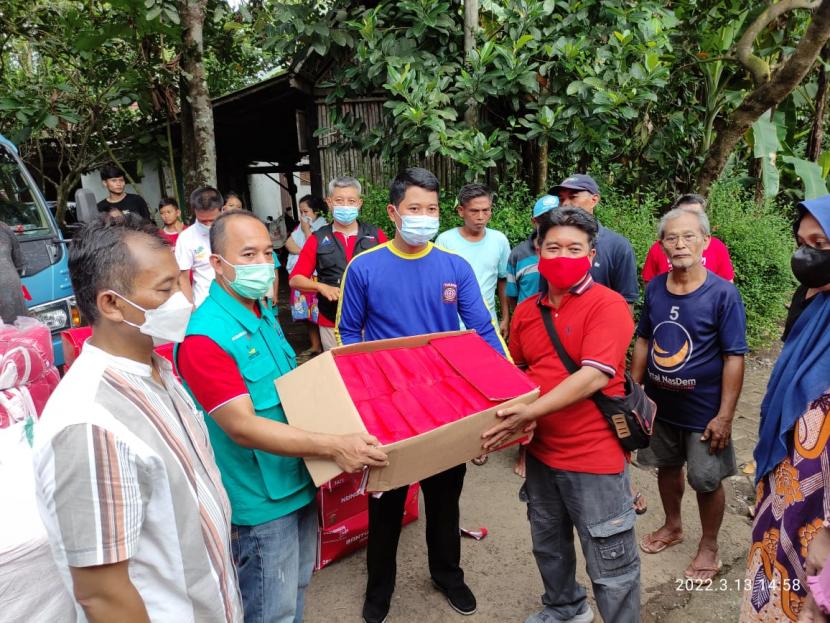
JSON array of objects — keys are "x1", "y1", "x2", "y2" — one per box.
[
  {"x1": 698, "y1": 0, "x2": 830, "y2": 195},
  {"x1": 179, "y1": 79, "x2": 197, "y2": 198},
  {"x1": 808, "y1": 44, "x2": 830, "y2": 160},
  {"x1": 463, "y1": 0, "x2": 479, "y2": 128},
  {"x1": 179, "y1": 0, "x2": 217, "y2": 189},
  {"x1": 535, "y1": 140, "x2": 548, "y2": 195},
  {"x1": 55, "y1": 183, "x2": 69, "y2": 228}
]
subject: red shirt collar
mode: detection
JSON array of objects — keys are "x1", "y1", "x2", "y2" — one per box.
[{"x1": 536, "y1": 272, "x2": 594, "y2": 307}]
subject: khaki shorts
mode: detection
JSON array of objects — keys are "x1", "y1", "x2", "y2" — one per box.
[
  {"x1": 647, "y1": 418, "x2": 737, "y2": 493},
  {"x1": 319, "y1": 326, "x2": 338, "y2": 351}
]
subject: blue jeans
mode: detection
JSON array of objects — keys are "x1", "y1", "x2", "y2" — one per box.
[
  {"x1": 231, "y1": 502, "x2": 317, "y2": 623},
  {"x1": 522, "y1": 454, "x2": 641, "y2": 622}
]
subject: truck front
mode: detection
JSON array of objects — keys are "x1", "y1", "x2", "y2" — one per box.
[{"x1": 0, "y1": 135, "x2": 82, "y2": 366}]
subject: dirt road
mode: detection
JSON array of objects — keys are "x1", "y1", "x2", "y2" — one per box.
[
  {"x1": 278, "y1": 281, "x2": 772, "y2": 622},
  {"x1": 300, "y1": 357, "x2": 772, "y2": 623}
]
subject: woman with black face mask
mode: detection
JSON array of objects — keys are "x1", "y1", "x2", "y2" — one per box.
[
  {"x1": 741, "y1": 197, "x2": 830, "y2": 622},
  {"x1": 782, "y1": 204, "x2": 830, "y2": 340}
]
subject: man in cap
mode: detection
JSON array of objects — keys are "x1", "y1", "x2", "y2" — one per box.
[
  {"x1": 505, "y1": 195, "x2": 559, "y2": 308},
  {"x1": 549, "y1": 174, "x2": 639, "y2": 308}
]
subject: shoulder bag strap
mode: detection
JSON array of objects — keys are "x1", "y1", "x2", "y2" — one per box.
[{"x1": 538, "y1": 303, "x2": 580, "y2": 375}]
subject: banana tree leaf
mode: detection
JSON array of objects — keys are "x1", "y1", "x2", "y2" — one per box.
[
  {"x1": 752, "y1": 111, "x2": 782, "y2": 159},
  {"x1": 761, "y1": 155, "x2": 779, "y2": 198},
  {"x1": 782, "y1": 156, "x2": 829, "y2": 199}
]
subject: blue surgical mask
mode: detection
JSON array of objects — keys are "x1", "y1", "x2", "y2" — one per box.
[
  {"x1": 332, "y1": 206, "x2": 359, "y2": 226},
  {"x1": 194, "y1": 220, "x2": 211, "y2": 234},
  {"x1": 218, "y1": 256, "x2": 275, "y2": 299},
  {"x1": 394, "y1": 209, "x2": 440, "y2": 246}
]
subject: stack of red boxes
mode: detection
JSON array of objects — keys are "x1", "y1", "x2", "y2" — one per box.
[{"x1": 316, "y1": 473, "x2": 419, "y2": 571}]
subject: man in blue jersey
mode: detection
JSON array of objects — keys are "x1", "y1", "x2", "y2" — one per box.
[
  {"x1": 337, "y1": 167, "x2": 506, "y2": 623},
  {"x1": 631, "y1": 207, "x2": 747, "y2": 583}
]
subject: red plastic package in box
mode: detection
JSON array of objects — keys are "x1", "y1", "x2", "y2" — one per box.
[
  {"x1": 0, "y1": 317, "x2": 53, "y2": 367},
  {"x1": 334, "y1": 333, "x2": 537, "y2": 446},
  {"x1": 318, "y1": 472, "x2": 368, "y2": 528},
  {"x1": 316, "y1": 484, "x2": 420, "y2": 571},
  {"x1": 61, "y1": 327, "x2": 92, "y2": 371},
  {"x1": 62, "y1": 327, "x2": 180, "y2": 379},
  {"x1": 0, "y1": 366, "x2": 61, "y2": 428}
]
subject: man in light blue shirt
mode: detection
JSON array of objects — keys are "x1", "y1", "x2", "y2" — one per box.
[{"x1": 436, "y1": 183, "x2": 511, "y2": 335}]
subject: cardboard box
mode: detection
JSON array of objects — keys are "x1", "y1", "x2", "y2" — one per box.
[
  {"x1": 318, "y1": 472, "x2": 368, "y2": 528},
  {"x1": 316, "y1": 484, "x2": 419, "y2": 571},
  {"x1": 277, "y1": 331, "x2": 539, "y2": 491}
]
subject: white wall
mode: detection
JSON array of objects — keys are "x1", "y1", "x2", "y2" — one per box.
[{"x1": 247, "y1": 160, "x2": 311, "y2": 222}]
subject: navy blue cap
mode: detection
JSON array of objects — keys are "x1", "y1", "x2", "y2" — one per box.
[{"x1": 550, "y1": 174, "x2": 600, "y2": 196}]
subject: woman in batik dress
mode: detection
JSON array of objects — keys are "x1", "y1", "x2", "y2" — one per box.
[{"x1": 741, "y1": 196, "x2": 830, "y2": 622}]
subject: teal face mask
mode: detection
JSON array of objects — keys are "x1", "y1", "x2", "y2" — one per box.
[
  {"x1": 218, "y1": 256, "x2": 275, "y2": 299},
  {"x1": 332, "y1": 206, "x2": 359, "y2": 225}
]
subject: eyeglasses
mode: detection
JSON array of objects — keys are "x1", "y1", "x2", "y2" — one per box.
[{"x1": 662, "y1": 233, "x2": 700, "y2": 246}]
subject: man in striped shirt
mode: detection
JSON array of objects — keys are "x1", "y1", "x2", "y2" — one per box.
[{"x1": 32, "y1": 215, "x2": 243, "y2": 623}]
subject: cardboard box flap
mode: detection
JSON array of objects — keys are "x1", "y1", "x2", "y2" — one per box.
[
  {"x1": 430, "y1": 333, "x2": 537, "y2": 401},
  {"x1": 330, "y1": 330, "x2": 471, "y2": 355},
  {"x1": 276, "y1": 352, "x2": 367, "y2": 486},
  {"x1": 365, "y1": 390, "x2": 538, "y2": 491}
]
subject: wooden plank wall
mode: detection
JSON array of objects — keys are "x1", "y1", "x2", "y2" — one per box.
[{"x1": 315, "y1": 98, "x2": 463, "y2": 189}]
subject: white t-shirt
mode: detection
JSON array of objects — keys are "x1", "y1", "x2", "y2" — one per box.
[{"x1": 175, "y1": 223, "x2": 215, "y2": 306}]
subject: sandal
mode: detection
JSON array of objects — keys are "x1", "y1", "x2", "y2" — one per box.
[
  {"x1": 684, "y1": 559, "x2": 723, "y2": 581},
  {"x1": 633, "y1": 491, "x2": 648, "y2": 515},
  {"x1": 639, "y1": 531, "x2": 684, "y2": 554}
]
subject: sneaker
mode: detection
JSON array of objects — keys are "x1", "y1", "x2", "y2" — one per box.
[
  {"x1": 432, "y1": 580, "x2": 477, "y2": 615},
  {"x1": 524, "y1": 606, "x2": 594, "y2": 623},
  {"x1": 362, "y1": 598, "x2": 390, "y2": 623}
]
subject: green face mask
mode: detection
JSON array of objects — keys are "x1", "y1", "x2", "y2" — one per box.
[{"x1": 218, "y1": 255, "x2": 275, "y2": 299}]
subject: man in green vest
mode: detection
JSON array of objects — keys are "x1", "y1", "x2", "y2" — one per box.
[{"x1": 176, "y1": 209, "x2": 388, "y2": 623}]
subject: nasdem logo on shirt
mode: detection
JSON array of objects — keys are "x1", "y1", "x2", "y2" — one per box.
[
  {"x1": 442, "y1": 282, "x2": 458, "y2": 304},
  {"x1": 650, "y1": 321, "x2": 693, "y2": 372}
]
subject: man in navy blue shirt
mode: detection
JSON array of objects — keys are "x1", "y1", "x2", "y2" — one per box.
[
  {"x1": 549, "y1": 174, "x2": 639, "y2": 308},
  {"x1": 631, "y1": 207, "x2": 747, "y2": 583}
]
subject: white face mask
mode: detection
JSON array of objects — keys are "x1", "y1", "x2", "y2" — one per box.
[
  {"x1": 393, "y1": 208, "x2": 440, "y2": 245},
  {"x1": 111, "y1": 290, "x2": 193, "y2": 346}
]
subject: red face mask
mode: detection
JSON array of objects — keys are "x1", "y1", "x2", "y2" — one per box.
[{"x1": 538, "y1": 255, "x2": 592, "y2": 290}]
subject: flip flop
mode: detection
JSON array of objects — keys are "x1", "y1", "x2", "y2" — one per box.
[
  {"x1": 684, "y1": 559, "x2": 723, "y2": 581},
  {"x1": 639, "y1": 531, "x2": 684, "y2": 554},
  {"x1": 633, "y1": 491, "x2": 648, "y2": 515}
]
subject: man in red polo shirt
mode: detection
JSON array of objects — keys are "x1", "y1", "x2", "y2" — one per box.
[
  {"x1": 288, "y1": 176, "x2": 387, "y2": 351},
  {"x1": 483, "y1": 207, "x2": 640, "y2": 623}
]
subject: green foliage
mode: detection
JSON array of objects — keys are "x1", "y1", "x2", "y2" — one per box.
[
  {"x1": 707, "y1": 181, "x2": 796, "y2": 348},
  {"x1": 0, "y1": 0, "x2": 278, "y2": 220},
  {"x1": 260, "y1": 0, "x2": 826, "y2": 199},
  {"x1": 595, "y1": 192, "x2": 665, "y2": 269},
  {"x1": 264, "y1": 0, "x2": 681, "y2": 184},
  {"x1": 358, "y1": 177, "x2": 793, "y2": 349}
]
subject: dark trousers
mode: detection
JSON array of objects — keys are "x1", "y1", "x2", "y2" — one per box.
[{"x1": 365, "y1": 464, "x2": 467, "y2": 605}]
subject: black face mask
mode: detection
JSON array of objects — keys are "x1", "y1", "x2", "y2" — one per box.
[{"x1": 791, "y1": 244, "x2": 830, "y2": 288}]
